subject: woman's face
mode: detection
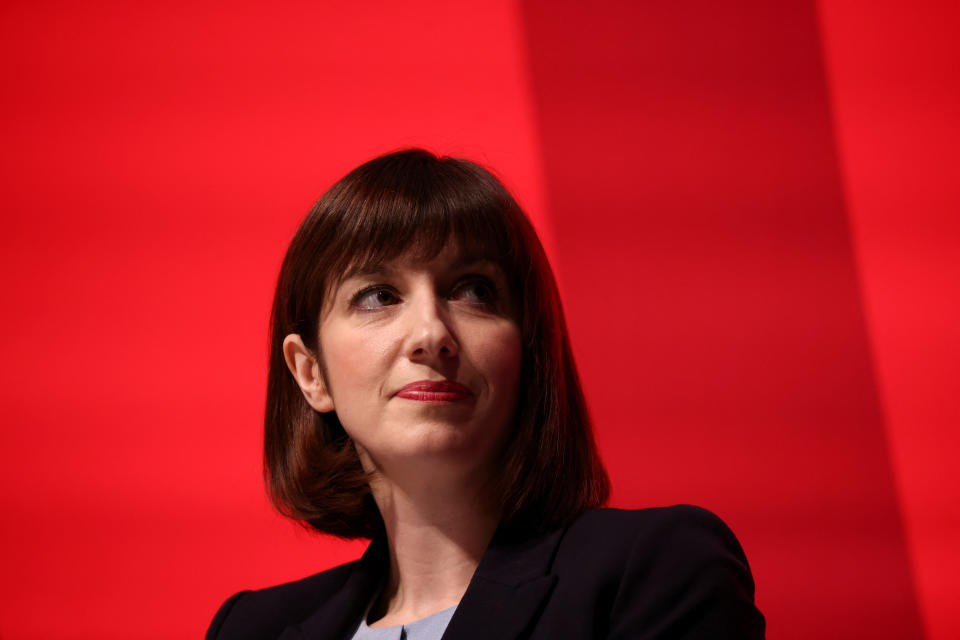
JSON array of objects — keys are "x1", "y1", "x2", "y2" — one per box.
[{"x1": 313, "y1": 243, "x2": 523, "y2": 481}]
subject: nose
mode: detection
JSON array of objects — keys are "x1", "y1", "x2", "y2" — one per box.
[{"x1": 404, "y1": 291, "x2": 459, "y2": 362}]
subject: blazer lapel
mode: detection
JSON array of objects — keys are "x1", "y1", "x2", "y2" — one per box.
[
  {"x1": 441, "y1": 527, "x2": 565, "y2": 640},
  {"x1": 277, "y1": 524, "x2": 567, "y2": 640},
  {"x1": 279, "y1": 537, "x2": 387, "y2": 640}
]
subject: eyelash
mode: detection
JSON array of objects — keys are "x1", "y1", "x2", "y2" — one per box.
[
  {"x1": 348, "y1": 277, "x2": 501, "y2": 311},
  {"x1": 349, "y1": 285, "x2": 400, "y2": 309}
]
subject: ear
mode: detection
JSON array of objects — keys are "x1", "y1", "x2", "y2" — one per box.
[{"x1": 282, "y1": 334, "x2": 335, "y2": 413}]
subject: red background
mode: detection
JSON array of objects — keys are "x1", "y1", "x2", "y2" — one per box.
[{"x1": 1, "y1": 1, "x2": 957, "y2": 638}]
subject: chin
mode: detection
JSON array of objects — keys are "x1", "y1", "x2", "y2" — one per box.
[{"x1": 392, "y1": 425, "x2": 495, "y2": 460}]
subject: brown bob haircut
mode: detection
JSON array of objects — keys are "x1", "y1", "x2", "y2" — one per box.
[{"x1": 265, "y1": 149, "x2": 609, "y2": 539}]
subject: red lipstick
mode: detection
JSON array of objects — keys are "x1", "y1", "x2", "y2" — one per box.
[{"x1": 395, "y1": 380, "x2": 473, "y2": 403}]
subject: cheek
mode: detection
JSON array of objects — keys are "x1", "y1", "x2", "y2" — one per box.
[
  {"x1": 495, "y1": 333, "x2": 522, "y2": 382},
  {"x1": 477, "y1": 324, "x2": 523, "y2": 400},
  {"x1": 318, "y1": 325, "x2": 393, "y2": 448},
  {"x1": 477, "y1": 326, "x2": 524, "y2": 455},
  {"x1": 319, "y1": 324, "x2": 393, "y2": 400}
]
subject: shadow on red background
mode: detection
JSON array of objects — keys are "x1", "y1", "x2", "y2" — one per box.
[{"x1": 0, "y1": 1, "x2": 956, "y2": 638}]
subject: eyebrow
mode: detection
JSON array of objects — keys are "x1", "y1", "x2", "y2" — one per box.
[
  {"x1": 338, "y1": 263, "x2": 395, "y2": 283},
  {"x1": 338, "y1": 254, "x2": 500, "y2": 285}
]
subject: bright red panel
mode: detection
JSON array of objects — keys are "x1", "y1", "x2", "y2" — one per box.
[
  {"x1": 818, "y1": 2, "x2": 960, "y2": 639},
  {"x1": 520, "y1": 1, "x2": 922, "y2": 638},
  {"x1": 0, "y1": 1, "x2": 545, "y2": 637}
]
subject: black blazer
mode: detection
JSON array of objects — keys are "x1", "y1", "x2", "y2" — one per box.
[{"x1": 207, "y1": 505, "x2": 765, "y2": 639}]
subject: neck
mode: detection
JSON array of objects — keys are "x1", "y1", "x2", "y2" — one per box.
[{"x1": 365, "y1": 463, "x2": 500, "y2": 627}]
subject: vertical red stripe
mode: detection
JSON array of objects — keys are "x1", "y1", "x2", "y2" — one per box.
[
  {"x1": 520, "y1": 1, "x2": 923, "y2": 637},
  {"x1": 818, "y1": 2, "x2": 960, "y2": 639}
]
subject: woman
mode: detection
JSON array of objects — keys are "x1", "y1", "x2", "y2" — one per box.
[{"x1": 207, "y1": 149, "x2": 765, "y2": 639}]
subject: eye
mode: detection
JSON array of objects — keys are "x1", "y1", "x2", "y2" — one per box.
[
  {"x1": 351, "y1": 286, "x2": 400, "y2": 310},
  {"x1": 452, "y1": 277, "x2": 498, "y2": 307}
]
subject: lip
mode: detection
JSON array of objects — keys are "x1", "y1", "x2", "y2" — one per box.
[{"x1": 394, "y1": 380, "x2": 473, "y2": 403}]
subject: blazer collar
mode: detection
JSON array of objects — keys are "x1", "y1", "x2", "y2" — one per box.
[
  {"x1": 441, "y1": 527, "x2": 563, "y2": 640},
  {"x1": 278, "y1": 536, "x2": 387, "y2": 640},
  {"x1": 281, "y1": 525, "x2": 565, "y2": 640}
]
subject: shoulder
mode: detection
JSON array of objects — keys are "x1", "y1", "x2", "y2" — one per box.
[
  {"x1": 552, "y1": 505, "x2": 765, "y2": 638},
  {"x1": 563, "y1": 504, "x2": 751, "y2": 563},
  {"x1": 558, "y1": 504, "x2": 750, "y2": 564},
  {"x1": 567, "y1": 503, "x2": 731, "y2": 533},
  {"x1": 205, "y1": 560, "x2": 358, "y2": 640}
]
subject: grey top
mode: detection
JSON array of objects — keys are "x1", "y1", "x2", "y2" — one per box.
[{"x1": 348, "y1": 604, "x2": 458, "y2": 640}]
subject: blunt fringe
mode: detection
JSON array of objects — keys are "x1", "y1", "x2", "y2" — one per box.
[{"x1": 265, "y1": 149, "x2": 609, "y2": 539}]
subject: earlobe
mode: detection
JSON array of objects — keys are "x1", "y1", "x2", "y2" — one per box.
[{"x1": 282, "y1": 334, "x2": 335, "y2": 413}]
